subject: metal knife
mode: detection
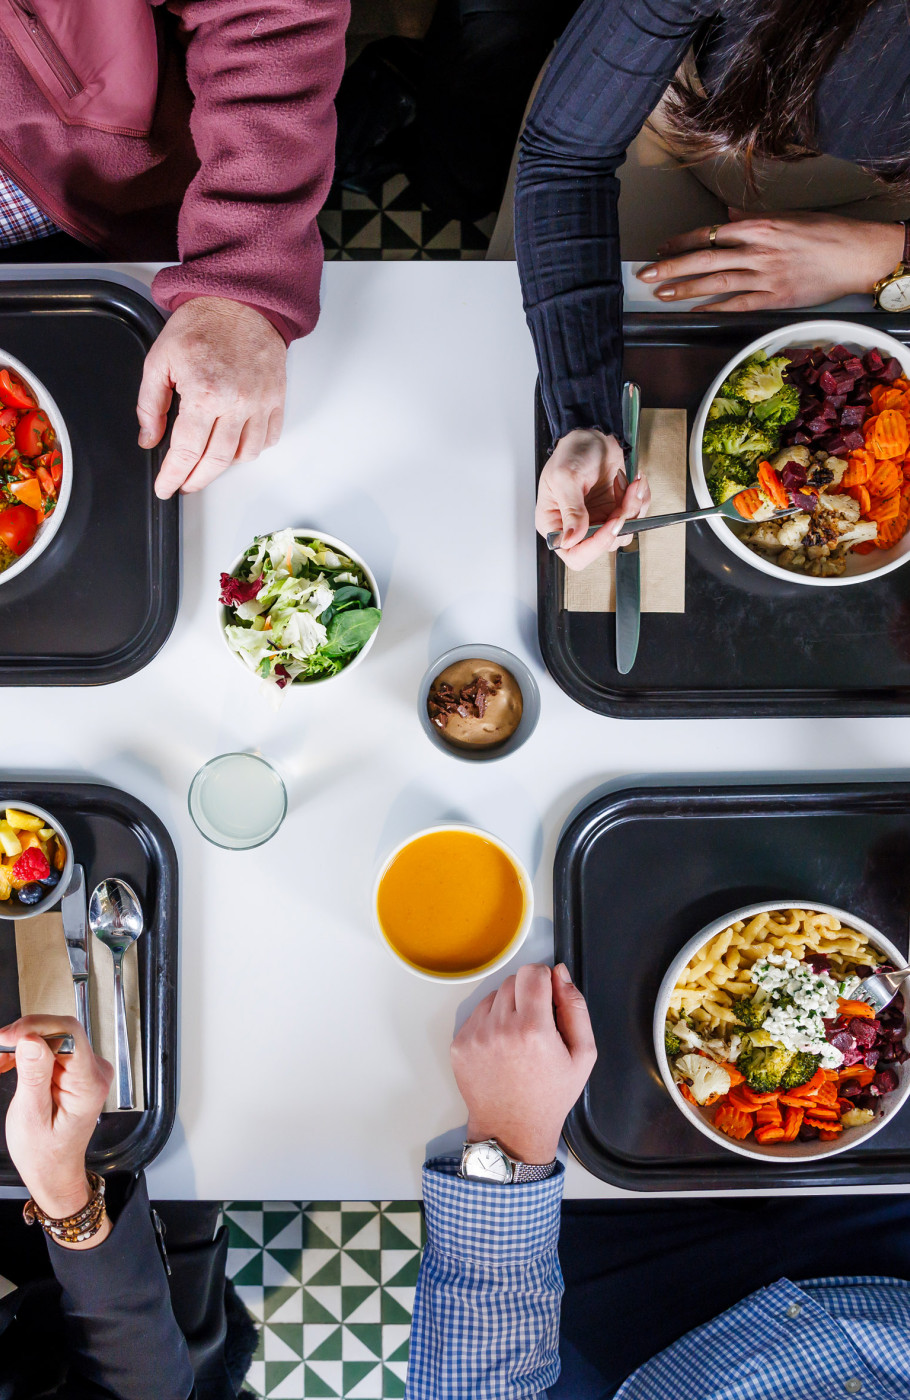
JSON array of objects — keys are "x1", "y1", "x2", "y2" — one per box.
[
  {"x1": 61, "y1": 865, "x2": 92, "y2": 1047},
  {"x1": 615, "y1": 381, "x2": 642, "y2": 675}
]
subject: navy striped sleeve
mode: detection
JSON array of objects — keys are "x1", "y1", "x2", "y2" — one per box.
[{"x1": 515, "y1": 0, "x2": 712, "y2": 445}]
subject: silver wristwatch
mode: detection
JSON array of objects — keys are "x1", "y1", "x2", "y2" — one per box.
[{"x1": 459, "y1": 1138, "x2": 557, "y2": 1184}]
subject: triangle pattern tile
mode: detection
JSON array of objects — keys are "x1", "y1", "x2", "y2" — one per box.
[
  {"x1": 265, "y1": 1212, "x2": 302, "y2": 1249},
  {"x1": 263, "y1": 1360, "x2": 301, "y2": 1394},
  {"x1": 343, "y1": 1361, "x2": 382, "y2": 1398},
  {"x1": 307, "y1": 1359, "x2": 344, "y2": 1394},
  {"x1": 345, "y1": 1288, "x2": 381, "y2": 1324},
  {"x1": 264, "y1": 1286, "x2": 303, "y2": 1324},
  {"x1": 226, "y1": 1210, "x2": 265, "y2": 1246}
]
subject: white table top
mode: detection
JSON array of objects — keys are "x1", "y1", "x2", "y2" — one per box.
[{"x1": 3, "y1": 259, "x2": 910, "y2": 1202}]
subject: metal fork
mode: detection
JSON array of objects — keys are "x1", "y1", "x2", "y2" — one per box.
[{"x1": 852, "y1": 966, "x2": 910, "y2": 1015}]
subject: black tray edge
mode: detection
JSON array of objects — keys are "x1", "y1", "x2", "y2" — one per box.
[
  {"x1": 0, "y1": 779, "x2": 178, "y2": 1183},
  {"x1": 556, "y1": 778, "x2": 910, "y2": 1192},
  {"x1": 0, "y1": 280, "x2": 181, "y2": 687}
]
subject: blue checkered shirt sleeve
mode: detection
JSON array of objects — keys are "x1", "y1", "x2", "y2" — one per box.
[
  {"x1": 405, "y1": 1155, "x2": 565, "y2": 1400},
  {"x1": 0, "y1": 170, "x2": 57, "y2": 247}
]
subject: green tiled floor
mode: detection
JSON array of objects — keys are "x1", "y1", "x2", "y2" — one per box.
[{"x1": 226, "y1": 1200, "x2": 425, "y2": 1399}]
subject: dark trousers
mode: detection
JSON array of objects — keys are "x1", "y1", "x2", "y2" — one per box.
[
  {"x1": 550, "y1": 1195, "x2": 910, "y2": 1399},
  {"x1": 0, "y1": 231, "x2": 103, "y2": 263}
]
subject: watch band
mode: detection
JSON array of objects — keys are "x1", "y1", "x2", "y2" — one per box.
[
  {"x1": 902, "y1": 219, "x2": 910, "y2": 267},
  {"x1": 513, "y1": 1160, "x2": 558, "y2": 1183}
]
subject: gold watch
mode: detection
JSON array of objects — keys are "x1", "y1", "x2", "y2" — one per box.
[{"x1": 874, "y1": 221, "x2": 910, "y2": 311}]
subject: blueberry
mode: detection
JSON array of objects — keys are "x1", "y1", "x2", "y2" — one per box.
[
  {"x1": 39, "y1": 870, "x2": 59, "y2": 889},
  {"x1": 17, "y1": 882, "x2": 44, "y2": 905}
]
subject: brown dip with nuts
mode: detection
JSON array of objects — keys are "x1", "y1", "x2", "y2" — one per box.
[{"x1": 427, "y1": 660, "x2": 523, "y2": 750}]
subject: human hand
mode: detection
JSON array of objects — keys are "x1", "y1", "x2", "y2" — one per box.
[
  {"x1": 451, "y1": 963, "x2": 597, "y2": 1164},
  {"x1": 637, "y1": 210, "x2": 905, "y2": 312},
  {"x1": 137, "y1": 296, "x2": 287, "y2": 499},
  {"x1": 535, "y1": 428, "x2": 650, "y2": 571},
  {"x1": 0, "y1": 1016, "x2": 112, "y2": 1235}
]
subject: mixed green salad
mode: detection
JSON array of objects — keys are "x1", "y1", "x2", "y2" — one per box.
[
  {"x1": 703, "y1": 350, "x2": 799, "y2": 504},
  {"x1": 220, "y1": 530, "x2": 381, "y2": 688}
]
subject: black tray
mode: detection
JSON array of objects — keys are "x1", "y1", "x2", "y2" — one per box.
[
  {"x1": 0, "y1": 781, "x2": 178, "y2": 1184},
  {"x1": 537, "y1": 310, "x2": 910, "y2": 718},
  {"x1": 556, "y1": 780, "x2": 910, "y2": 1191},
  {"x1": 0, "y1": 280, "x2": 179, "y2": 684}
]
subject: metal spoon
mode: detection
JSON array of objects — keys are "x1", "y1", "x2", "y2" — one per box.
[
  {"x1": 89, "y1": 878, "x2": 143, "y2": 1110},
  {"x1": 546, "y1": 494, "x2": 800, "y2": 550},
  {"x1": 0, "y1": 1033, "x2": 75, "y2": 1055},
  {"x1": 851, "y1": 965, "x2": 910, "y2": 1015}
]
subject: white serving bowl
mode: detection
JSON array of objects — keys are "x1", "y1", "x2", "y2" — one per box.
[
  {"x1": 219, "y1": 528, "x2": 381, "y2": 686},
  {"x1": 0, "y1": 798, "x2": 73, "y2": 920},
  {"x1": 654, "y1": 900, "x2": 910, "y2": 1163},
  {"x1": 0, "y1": 351, "x2": 72, "y2": 587},
  {"x1": 373, "y1": 823, "x2": 534, "y2": 984},
  {"x1": 689, "y1": 319, "x2": 910, "y2": 587}
]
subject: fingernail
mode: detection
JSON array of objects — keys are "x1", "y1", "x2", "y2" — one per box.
[
  {"x1": 635, "y1": 481, "x2": 647, "y2": 500},
  {"x1": 639, "y1": 266, "x2": 657, "y2": 281},
  {"x1": 609, "y1": 519, "x2": 622, "y2": 536},
  {"x1": 657, "y1": 287, "x2": 675, "y2": 299},
  {"x1": 138, "y1": 430, "x2": 154, "y2": 447},
  {"x1": 555, "y1": 963, "x2": 572, "y2": 983},
  {"x1": 19, "y1": 1039, "x2": 41, "y2": 1060},
  {"x1": 616, "y1": 468, "x2": 628, "y2": 492}
]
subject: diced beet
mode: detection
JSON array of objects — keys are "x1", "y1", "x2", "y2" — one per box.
[
  {"x1": 817, "y1": 359, "x2": 837, "y2": 376},
  {"x1": 841, "y1": 404, "x2": 865, "y2": 427},
  {"x1": 850, "y1": 1018, "x2": 879, "y2": 1047},
  {"x1": 841, "y1": 1045, "x2": 865, "y2": 1067},
  {"x1": 787, "y1": 346, "x2": 812, "y2": 366},
  {"x1": 818, "y1": 369, "x2": 838, "y2": 395},
  {"x1": 826, "y1": 394, "x2": 847, "y2": 412},
  {"x1": 804, "y1": 367, "x2": 820, "y2": 385},
  {"x1": 841, "y1": 1080, "x2": 862, "y2": 1098},
  {"x1": 874, "y1": 1067, "x2": 900, "y2": 1095},
  {"x1": 821, "y1": 398, "x2": 838, "y2": 421},
  {"x1": 863, "y1": 1048, "x2": 880, "y2": 1068},
  {"x1": 843, "y1": 356, "x2": 865, "y2": 377},
  {"x1": 830, "y1": 1028, "x2": 856, "y2": 1051},
  {"x1": 882, "y1": 357, "x2": 902, "y2": 382},
  {"x1": 832, "y1": 371, "x2": 856, "y2": 394},
  {"x1": 798, "y1": 1124, "x2": 820, "y2": 1141},
  {"x1": 829, "y1": 344, "x2": 850, "y2": 362},
  {"x1": 781, "y1": 461, "x2": 808, "y2": 487},
  {"x1": 852, "y1": 385, "x2": 873, "y2": 405},
  {"x1": 791, "y1": 431, "x2": 812, "y2": 446},
  {"x1": 826, "y1": 435, "x2": 848, "y2": 454},
  {"x1": 842, "y1": 429, "x2": 864, "y2": 452},
  {"x1": 885, "y1": 1024, "x2": 906, "y2": 1041},
  {"x1": 896, "y1": 1048, "x2": 910, "y2": 1064},
  {"x1": 791, "y1": 488, "x2": 819, "y2": 513},
  {"x1": 864, "y1": 348, "x2": 885, "y2": 374},
  {"x1": 879, "y1": 1043, "x2": 899, "y2": 1061},
  {"x1": 806, "y1": 414, "x2": 830, "y2": 436},
  {"x1": 805, "y1": 954, "x2": 831, "y2": 973}
]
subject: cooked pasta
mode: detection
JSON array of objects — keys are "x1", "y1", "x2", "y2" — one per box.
[{"x1": 667, "y1": 907, "x2": 878, "y2": 1035}]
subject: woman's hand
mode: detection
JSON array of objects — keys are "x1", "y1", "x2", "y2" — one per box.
[
  {"x1": 637, "y1": 210, "x2": 905, "y2": 312},
  {"x1": 137, "y1": 296, "x2": 287, "y2": 499},
  {"x1": 1, "y1": 1016, "x2": 113, "y2": 1245},
  {"x1": 535, "y1": 428, "x2": 650, "y2": 571},
  {"x1": 451, "y1": 964, "x2": 597, "y2": 1165}
]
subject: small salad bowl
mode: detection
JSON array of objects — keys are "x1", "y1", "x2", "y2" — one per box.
[
  {"x1": 0, "y1": 350, "x2": 72, "y2": 588},
  {"x1": 219, "y1": 528, "x2": 381, "y2": 688},
  {"x1": 690, "y1": 319, "x2": 910, "y2": 588},
  {"x1": 0, "y1": 799, "x2": 74, "y2": 920},
  {"x1": 654, "y1": 900, "x2": 910, "y2": 1163}
]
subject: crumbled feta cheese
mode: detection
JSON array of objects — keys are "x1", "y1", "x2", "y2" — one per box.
[{"x1": 751, "y1": 956, "x2": 844, "y2": 1065}]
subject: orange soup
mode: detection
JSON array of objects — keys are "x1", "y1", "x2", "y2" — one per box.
[{"x1": 376, "y1": 830, "x2": 526, "y2": 976}]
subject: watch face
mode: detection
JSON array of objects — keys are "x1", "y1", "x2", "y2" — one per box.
[
  {"x1": 878, "y1": 275, "x2": 910, "y2": 312},
  {"x1": 463, "y1": 1142, "x2": 512, "y2": 1183}
]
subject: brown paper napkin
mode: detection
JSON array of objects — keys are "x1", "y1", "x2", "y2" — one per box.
[
  {"x1": 14, "y1": 912, "x2": 145, "y2": 1113},
  {"x1": 563, "y1": 408, "x2": 688, "y2": 613}
]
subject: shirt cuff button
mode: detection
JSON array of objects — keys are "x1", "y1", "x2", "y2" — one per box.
[
  {"x1": 785, "y1": 1303, "x2": 802, "y2": 1318},
  {"x1": 844, "y1": 1379, "x2": 863, "y2": 1394}
]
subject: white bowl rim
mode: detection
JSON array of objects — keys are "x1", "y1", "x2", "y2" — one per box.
[
  {"x1": 689, "y1": 319, "x2": 910, "y2": 588},
  {"x1": 416, "y1": 643, "x2": 542, "y2": 763},
  {"x1": 0, "y1": 349, "x2": 73, "y2": 586},
  {"x1": 654, "y1": 898, "x2": 910, "y2": 1163},
  {"x1": 373, "y1": 822, "x2": 534, "y2": 984},
  {"x1": 0, "y1": 797, "x2": 74, "y2": 919},
  {"x1": 218, "y1": 527, "x2": 381, "y2": 686}
]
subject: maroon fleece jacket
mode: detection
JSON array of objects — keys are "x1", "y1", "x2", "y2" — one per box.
[{"x1": 0, "y1": 0, "x2": 349, "y2": 344}]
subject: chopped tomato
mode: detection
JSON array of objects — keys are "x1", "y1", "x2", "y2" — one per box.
[
  {"x1": 10, "y1": 478, "x2": 43, "y2": 512},
  {"x1": 36, "y1": 448, "x2": 62, "y2": 487},
  {"x1": 0, "y1": 369, "x2": 36, "y2": 411},
  {"x1": 0, "y1": 503, "x2": 38, "y2": 555},
  {"x1": 12, "y1": 459, "x2": 33, "y2": 479},
  {"x1": 0, "y1": 409, "x2": 17, "y2": 431},
  {"x1": 35, "y1": 465, "x2": 55, "y2": 497},
  {"x1": 15, "y1": 409, "x2": 51, "y2": 459}
]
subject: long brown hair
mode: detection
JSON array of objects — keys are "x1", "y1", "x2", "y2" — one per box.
[{"x1": 664, "y1": 0, "x2": 905, "y2": 189}]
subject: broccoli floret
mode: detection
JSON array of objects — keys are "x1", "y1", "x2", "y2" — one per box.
[
  {"x1": 707, "y1": 395, "x2": 748, "y2": 422},
  {"x1": 779, "y1": 1051, "x2": 821, "y2": 1090},
  {"x1": 731, "y1": 996, "x2": 767, "y2": 1030},
  {"x1": 706, "y1": 453, "x2": 756, "y2": 504},
  {"x1": 664, "y1": 1024, "x2": 682, "y2": 1057},
  {"x1": 736, "y1": 1035, "x2": 793, "y2": 1093},
  {"x1": 751, "y1": 383, "x2": 800, "y2": 429},
  {"x1": 722, "y1": 352, "x2": 791, "y2": 404},
  {"x1": 702, "y1": 420, "x2": 779, "y2": 462}
]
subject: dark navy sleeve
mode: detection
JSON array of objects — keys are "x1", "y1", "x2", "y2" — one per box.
[
  {"x1": 515, "y1": 0, "x2": 712, "y2": 445},
  {"x1": 48, "y1": 1173, "x2": 194, "y2": 1400}
]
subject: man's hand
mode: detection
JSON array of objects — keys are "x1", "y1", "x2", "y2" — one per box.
[
  {"x1": 637, "y1": 210, "x2": 905, "y2": 312},
  {"x1": 535, "y1": 429, "x2": 650, "y2": 571},
  {"x1": 451, "y1": 963, "x2": 597, "y2": 1164},
  {"x1": 137, "y1": 296, "x2": 287, "y2": 499},
  {"x1": 1, "y1": 1016, "x2": 113, "y2": 1244}
]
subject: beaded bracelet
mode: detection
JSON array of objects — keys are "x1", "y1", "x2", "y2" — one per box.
[{"x1": 23, "y1": 1172, "x2": 106, "y2": 1244}]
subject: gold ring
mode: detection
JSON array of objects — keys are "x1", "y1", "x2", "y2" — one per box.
[{"x1": 708, "y1": 224, "x2": 720, "y2": 248}]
